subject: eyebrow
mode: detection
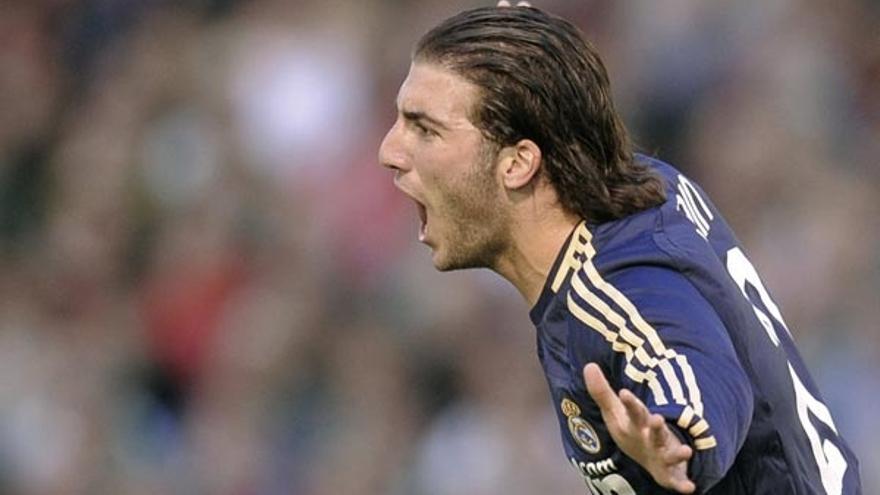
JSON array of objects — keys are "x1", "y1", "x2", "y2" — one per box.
[{"x1": 401, "y1": 109, "x2": 450, "y2": 131}]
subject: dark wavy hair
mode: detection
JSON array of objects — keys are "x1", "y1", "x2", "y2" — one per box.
[{"x1": 415, "y1": 6, "x2": 665, "y2": 223}]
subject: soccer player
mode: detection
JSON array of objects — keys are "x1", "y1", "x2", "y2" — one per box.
[{"x1": 378, "y1": 4, "x2": 862, "y2": 495}]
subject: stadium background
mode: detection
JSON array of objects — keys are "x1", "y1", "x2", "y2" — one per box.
[{"x1": 1, "y1": 0, "x2": 878, "y2": 493}]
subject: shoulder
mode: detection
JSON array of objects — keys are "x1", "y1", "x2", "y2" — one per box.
[
  {"x1": 560, "y1": 226, "x2": 735, "y2": 380},
  {"x1": 564, "y1": 252, "x2": 723, "y2": 344}
]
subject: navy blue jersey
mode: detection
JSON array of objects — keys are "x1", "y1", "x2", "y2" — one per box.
[{"x1": 530, "y1": 156, "x2": 861, "y2": 494}]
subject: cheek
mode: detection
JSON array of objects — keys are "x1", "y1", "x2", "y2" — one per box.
[
  {"x1": 445, "y1": 169, "x2": 498, "y2": 219},
  {"x1": 426, "y1": 149, "x2": 478, "y2": 184},
  {"x1": 417, "y1": 140, "x2": 488, "y2": 201},
  {"x1": 415, "y1": 157, "x2": 452, "y2": 195}
]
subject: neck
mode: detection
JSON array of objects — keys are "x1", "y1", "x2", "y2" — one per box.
[{"x1": 492, "y1": 207, "x2": 580, "y2": 308}]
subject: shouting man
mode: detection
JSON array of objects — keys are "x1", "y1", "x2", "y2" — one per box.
[{"x1": 378, "y1": 4, "x2": 861, "y2": 494}]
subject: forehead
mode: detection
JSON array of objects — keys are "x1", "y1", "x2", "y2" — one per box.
[{"x1": 397, "y1": 62, "x2": 481, "y2": 129}]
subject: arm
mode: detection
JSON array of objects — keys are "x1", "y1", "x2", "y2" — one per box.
[{"x1": 567, "y1": 263, "x2": 753, "y2": 493}]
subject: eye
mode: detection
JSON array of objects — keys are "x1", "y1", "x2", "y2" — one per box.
[{"x1": 414, "y1": 121, "x2": 437, "y2": 138}]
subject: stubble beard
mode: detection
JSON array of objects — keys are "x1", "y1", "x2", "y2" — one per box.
[{"x1": 433, "y1": 152, "x2": 511, "y2": 272}]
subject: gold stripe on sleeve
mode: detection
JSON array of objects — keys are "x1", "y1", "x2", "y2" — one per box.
[
  {"x1": 694, "y1": 436, "x2": 718, "y2": 450},
  {"x1": 574, "y1": 260, "x2": 688, "y2": 408},
  {"x1": 566, "y1": 293, "x2": 670, "y2": 405},
  {"x1": 677, "y1": 405, "x2": 696, "y2": 429},
  {"x1": 689, "y1": 419, "x2": 710, "y2": 437},
  {"x1": 676, "y1": 354, "x2": 704, "y2": 417}
]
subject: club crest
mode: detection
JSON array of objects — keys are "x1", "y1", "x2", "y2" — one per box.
[{"x1": 561, "y1": 398, "x2": 601, "y2": 454}]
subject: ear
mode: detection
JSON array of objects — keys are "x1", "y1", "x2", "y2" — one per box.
[{"x1": 498, "y1": 139, "x2": 542, "y2": 190}]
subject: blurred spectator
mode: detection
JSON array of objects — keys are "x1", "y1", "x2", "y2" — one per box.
[{"x1": 0, "y1": 0, "x2": 877, "y2": 494}]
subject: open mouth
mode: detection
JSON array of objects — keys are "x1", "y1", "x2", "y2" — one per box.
[{"x1": 415, "y1": 201, "x2": 428, "y2": 242}]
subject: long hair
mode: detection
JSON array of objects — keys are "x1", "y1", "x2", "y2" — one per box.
[{"x1": 415, "y1": 6, "x2": 665, "y2": 223}]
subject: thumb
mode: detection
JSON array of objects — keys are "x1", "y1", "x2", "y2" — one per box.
[{"x1": 584, "y1": 363, "x2": 621, "y2": 415}]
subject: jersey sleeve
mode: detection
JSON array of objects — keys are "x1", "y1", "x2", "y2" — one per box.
[{"x1": 565, "y1": 262, "x2": 754, "y2": 493}]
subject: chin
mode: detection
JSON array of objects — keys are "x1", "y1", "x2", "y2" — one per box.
[
  {"x1": 430, "y1": 250, "x2": 455, "y2": 272},
  {"x1": 431, "y1": 248, "x2": 491, "y2": 272}
]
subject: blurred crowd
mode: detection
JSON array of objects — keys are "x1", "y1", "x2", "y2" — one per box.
[{"x1": 0, "y1": 0, "x2": 877, "y2": 494}]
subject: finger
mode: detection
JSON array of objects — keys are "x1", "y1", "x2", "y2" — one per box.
[
  {"x1": 516, "y1": 1, "x2": 532, "y2": 5},
  {"x1": 619, "y1": 388, "x2": 650, "y2": 428},
  {"x1": 671, "y1": 478, "x2": 696, "y2": 494},
  {"x1": 664, "y1": 455, "x2": 696, "y2": 494},
  {"x1": 647, "y1": 413, "x2": 669, "y2": 448},
  {"x1": 584, "y1": 363, "x2": 624, "y2": 418},
  {"x1": 667, "y1": 443, "x2": 693, "y2": 464},
  {"x1": 497, "y1": 0, "x2": 512, "y2": 6}
]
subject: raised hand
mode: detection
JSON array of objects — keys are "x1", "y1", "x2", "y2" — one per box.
[{"x1": 584, "y1": 363, "x2": 696, "y2": 494}]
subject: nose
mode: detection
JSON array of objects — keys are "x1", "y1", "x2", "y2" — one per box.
[{"x1": 378, "y1": 119, "x2": 408, "y2": 174}]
